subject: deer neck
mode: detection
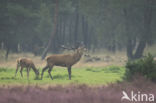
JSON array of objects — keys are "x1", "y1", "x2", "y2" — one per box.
[
  {"x1": 32, "y1": 66, "x2": 38, "y2": 75},
  {"x1": 73, "y1": 51, "x2": 83, "y2": 63}
]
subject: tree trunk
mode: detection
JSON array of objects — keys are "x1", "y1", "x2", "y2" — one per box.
[
  {"x1": 5, "y1": 47, "x2": 10, "y2": 60},
  {"x1": 58, "y1": 16, "x2": 62, "y2": 45},
  {"x1": 126, "y1": 39, "x2": 134, "y2": 59},
  {"x1": 134, "y1": 0, "x2": 153, "y2": 59},
  {"x1": 69, "y1": 16, "x2": 73, "y2": 45},
  {"x1": 82, "y1": 15, "x2": 86, "y2": 46},
  {"x1": 41, "y1": 0, "x2": 59, "y2": 60},
  {"x1": 82, "y1": 15, "x2": 89, "y2": 49},
  {"x1": 111, "y1": 39, "x2": 116, "y2": 53},
  {"x1": 134, "y1": 40, "x2": 146, "y2": 59},
  {"x1": 62, "y1": 17, "x2": 66, "y2": 44},
  {"x1": 123, "y1": 8, "x2": 134, "y2": 59},
  {"x1": 74, "y1": 3, "x2": 79, "y2": 46}
]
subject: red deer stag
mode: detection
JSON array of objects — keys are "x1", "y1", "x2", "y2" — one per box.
[
  {"x1": 41, "y1": 46, "x2": 85, "y2": 80},
  {"x1": 15, "y1": 58, "x2": 39, "y2": 79}
]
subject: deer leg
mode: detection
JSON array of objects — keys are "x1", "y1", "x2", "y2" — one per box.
[
  {"x1": 15, "y1": 65, "x2": 19, "y2": 77},
  {"x1": 20, "y1": 67, "x2": 23, "y2": 78},
  {"x1": 27, "y1": 67, "x2": 30, "y2": 80},
  {"x1": 41, "y1": 65, "x2": 49, "y2": 80},
  {"x1": 48, "y1": 66, "x2": 53, "y2": 80},
  {"x1": 68, "y1": 67, "x2": 71, "y2": 80}
]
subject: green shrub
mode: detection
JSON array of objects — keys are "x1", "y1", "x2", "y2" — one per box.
[{"x1": 126, "y1": 53, "x2": 156, "y2": 81}]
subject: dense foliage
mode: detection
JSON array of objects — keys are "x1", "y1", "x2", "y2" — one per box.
[{"x1": 126, "y1": 54, "x2": 156, "y2": 81}]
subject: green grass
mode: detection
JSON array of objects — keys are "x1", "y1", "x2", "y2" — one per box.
[{"x1": 0, "y1": 66, "x2": 126, "y2": 85}]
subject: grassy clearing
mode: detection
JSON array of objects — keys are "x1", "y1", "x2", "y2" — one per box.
[{"x1": 0, "y1": 66, "x2": 125, "y2": 85}]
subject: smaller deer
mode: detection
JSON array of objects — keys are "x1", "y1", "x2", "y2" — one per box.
[{"x1": 15, "y1": 57, "x2": 39, "y2": 79}]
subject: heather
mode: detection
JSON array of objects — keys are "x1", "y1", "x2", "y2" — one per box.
[{"x1": 0, "y1": 76, "x2": 155, "y2": 103}]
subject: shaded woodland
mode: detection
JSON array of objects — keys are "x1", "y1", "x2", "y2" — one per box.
[{"x1": 0, "y1": 0, "x2": 156, "y2": 60}]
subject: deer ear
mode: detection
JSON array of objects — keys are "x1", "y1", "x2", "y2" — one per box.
[
  {"x1": 76, "y1": 50, "x2": 79, "y2": 54},
  {"x1": 77, "y1": 49, "x2": 81, "y2": 53}
]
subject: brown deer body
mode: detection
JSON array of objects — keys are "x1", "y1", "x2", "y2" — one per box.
[
  {"x1": 15, "y1": 58, "x2": 39, "y2": 79},
  {"x1": 41, "y1": 47, "x2": 84, "y2": 80}
]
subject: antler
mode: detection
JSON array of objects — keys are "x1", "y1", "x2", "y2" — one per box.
[
  {"x1": 60, "y1": 45, "x2": 76, "y2": 51},
  {"x1": 60, "y1": 41, "x2": 85, "y2": 51}
]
